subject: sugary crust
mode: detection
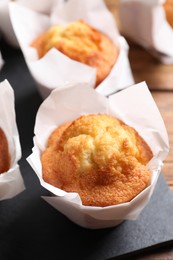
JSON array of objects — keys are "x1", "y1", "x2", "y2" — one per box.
[
  {"x1": 31, "y1": 20, "x2": 119, "y2": 86},
  {"x1": 0, "y1": 128, "x2": 10, "y2": 174},
  {"x1": 163, "y1": 0, "x2": 173, "y2": 27},
  {"x1": 41, "y1": 114, "x2": 153, "y2": 207}
]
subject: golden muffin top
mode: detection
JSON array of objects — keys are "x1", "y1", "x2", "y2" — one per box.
[
  {"x1": 31, "y1": 20, "x2": 118, "y2": 86},
  {"x1": 41, "y1": 114, "x2": 153, "y2": 207},
  {"x1": 0, "y1": 128, "x2": 10, "y2": 174}
]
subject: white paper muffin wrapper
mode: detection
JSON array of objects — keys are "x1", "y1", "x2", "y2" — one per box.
[
  {"x1": 0, "y1": 80, "x2": 25, "y2": 201},
  {"x1": 0, "y1": 0, "x2": 56, "y2": 47},
  {"x1": 0, "y1": 0, "x2": 19, "y2": 47},
  {"x1": 9, "y1": 0, "x2": 134, "y2": 98},
  {"x1": 0, "y1": 51, "x2": 4, "y2": 70},
  {"x1": 27, "y1": 81, "x2": 169, "y2": 229},
  {"x1": 119, "y1": 0, "x2": 173, "y2": 64}
]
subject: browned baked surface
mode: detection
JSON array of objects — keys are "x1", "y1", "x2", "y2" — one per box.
[
  {"x1": 0, "y1": 128, "x2": 10, "y2": 174},
  {"x1": 41, "y1": 114, "x2": 153, "y2": 207},
  {"x1": 31, "y1": 20, "x2": 119, "y2": 87},
  {"x1": 163, "y1": 0, "x2": 173, "y2": 27}
]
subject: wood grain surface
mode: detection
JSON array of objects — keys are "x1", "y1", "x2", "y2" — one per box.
[{"x1": 105, "y1": 0, "x2": 173, "y2": 259}]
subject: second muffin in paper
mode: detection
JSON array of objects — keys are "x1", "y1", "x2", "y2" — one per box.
[
  {"x1": 9, "y1": 0, "x2": 134, "y2": 98},
  {"x1": 31, "y1": 19, "x2": 119, "y2": 87}
]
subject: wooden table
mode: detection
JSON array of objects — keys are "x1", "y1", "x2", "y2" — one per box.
[{"x1": 105, "y1": 0, "x2": 173, "y2": 259}]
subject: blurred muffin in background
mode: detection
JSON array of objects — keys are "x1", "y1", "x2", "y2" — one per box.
[
  {"x1": 163, "y1": 0, "x2": 173, "y2": 27},
  {"x1": 31, "y1": 20, "x2": 119, "y2": 87}
]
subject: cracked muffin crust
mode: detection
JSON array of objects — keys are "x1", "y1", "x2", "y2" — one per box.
[{"x1": 41, "y1": 114, "x2": 153, "y2": 207}]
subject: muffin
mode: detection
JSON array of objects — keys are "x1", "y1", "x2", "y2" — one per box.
[
  {"x1": 0, "y1": 128, "x2": 10, "y2": 174},
  {"x1": 41, "y1": 114, "x2": 153, "y2": 207},
  {"x1": 31, "y1": 20, "x2": 119, "y2": 87},
  {"x1": 163, "y1": 0, "x2": 173, "y2": 27}
]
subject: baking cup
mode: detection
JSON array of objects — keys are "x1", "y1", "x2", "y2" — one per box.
[
  {"x1": 0, "y1": 0, "x2": 56, "y2": 47},
  {"x1": 9, "y1": 0, "x2": 134, "y2": 98},
  {"x1": 119, "y1": 0, "x2": 173, "y2": 64},
  {"x1": 0, "y1": 80, "x2": 25, "y2": 200},
  {"x1": 27, "y1": 81, "x2": 169, "y2": 229}
]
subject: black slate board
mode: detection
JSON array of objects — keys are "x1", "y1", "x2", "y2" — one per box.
[{"x1": 0, "y1": 39, "x2": 173, "y2": 260}]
